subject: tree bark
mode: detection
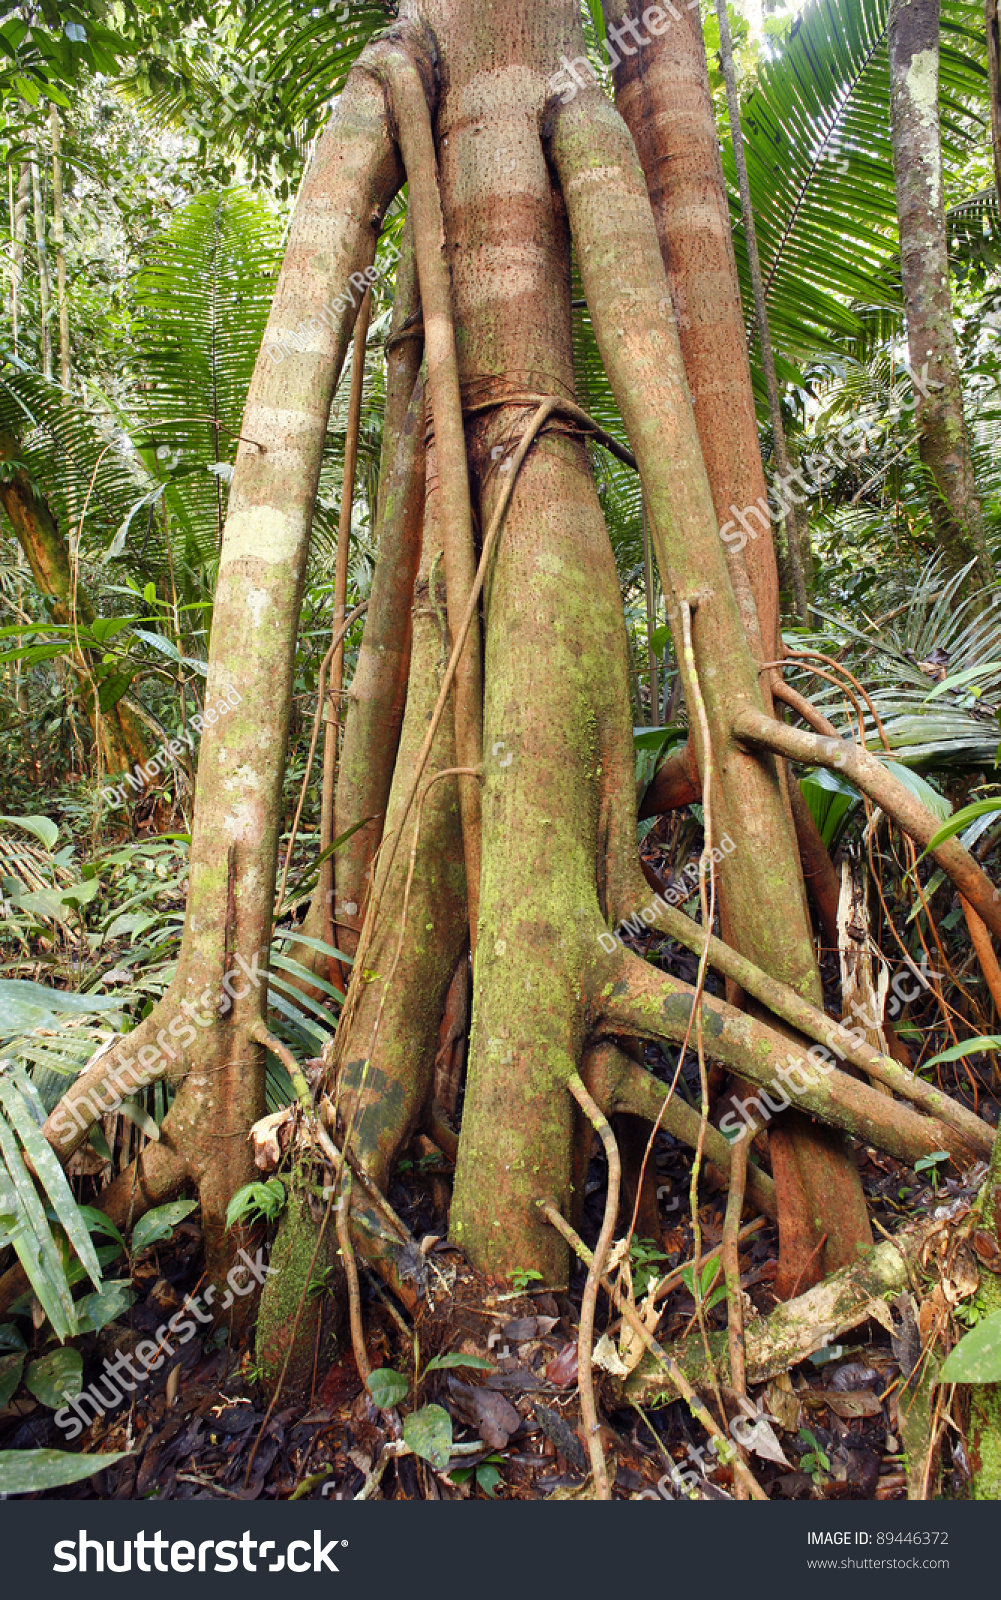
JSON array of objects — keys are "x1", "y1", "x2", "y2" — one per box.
[
  {"x1": 50, "y1": 106, "x2": 71, "y2": 391},
  {"x1": 30, "y1": 156, "x2": 53, "y2": 381},
  {"x1": 332, "y1": 222, "x2": 424, "y2": 954},
  {"x1": 602, "y1": 0, "x2": 782, "y2": 659},
  {"x1": 889, "y1": 0, "x2": 992, "y2": 587},
  {"x1": 315, "y1": 286, "x2": 372, "y2": 960},
  {"x1": 550, "y1": 77, "x2": 870, "y2": 1290}
]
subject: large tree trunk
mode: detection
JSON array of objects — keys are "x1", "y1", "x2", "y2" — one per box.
[
  {"x1": 601, "y1": 0, "x2": 780, "y2": 661},
  {"x1": 889, "y1": 0, "x2": 992, "y2": 587},
  {"x1": 26, "y1": 0, "x2": 996, "y2": 1363},
  {"x1": 557, "y1": 3, "x2": 869, "y2": 1291}
]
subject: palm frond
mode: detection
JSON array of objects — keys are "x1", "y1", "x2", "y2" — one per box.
[
  {"x1": 727, "y1": 0, "x2": 987, "y2": 364},
  {"x1": 127, "y1": 187, "x2": 284, "y2": 569}
]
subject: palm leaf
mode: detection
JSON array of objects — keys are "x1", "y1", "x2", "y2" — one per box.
[{"x1": 727, "y1": 0, "x2": 987, "y2": 364}]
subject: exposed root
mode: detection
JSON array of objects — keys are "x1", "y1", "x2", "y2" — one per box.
[
  {"x1": 375, "y1": 38, "x2": 483, "y2": 933},
  {"x1": 722, "y1": 1129, "x2": 749, "y2": 1400},
  {"x1": 41, "y1": 1007, "x2": 193, "y2": 1164},
  {"x1": 625, "y1": 1234, "x2": 910, "y2": 1403},
  {"x1": 276, "y1": 600, "x2": 370, "y2": 918},
  {"x1": 331, "y1": 396, "x2": 559, "y2": 1071},
  {"x1": 250, "y1": 1020, "x2": 313, "y2": 1111},
  {"x1": 606, "y1": 882, "x2": 992, "y2": 1155},
  {"x1": 586, "y1": 1043, "x2": 777, "y2": 1220},
  {"x1": 638, "y1": 735, "x2": 701, "y2": 820},
  {"x1": 597, "y1": 947, "x2": 984, "y2": 1170},
  {"x1": 962, "y1": 898, "x2": 1001, "y2": 1017},
  {"x1": 733, "y1": 708, "x2": 1001, "y2": 941},
  {"x1": 336, "y1": 1172, "x2": 372, "y2": 1385},
  {"x1": 770, "y1": 676, "x2": 838, "y2": 739}
]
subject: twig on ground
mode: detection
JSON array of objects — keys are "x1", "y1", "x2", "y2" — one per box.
[
  {"x1": 336, "y1": 1170, "x2": 371, "y2": 1385},
  {"x1": 567, "y1": 1071, "x2": 621, "y2": 1500},
  {"x1": 537, "y1": 1198, "x2": 767, "y2": 1501}
]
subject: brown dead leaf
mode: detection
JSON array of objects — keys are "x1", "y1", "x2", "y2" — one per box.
[
  {"x1": 544, "y1": 1340, "x2": 579, "y2": 1387},
  {"x1": 940, "y1": 1249, "x2": 979, "y2": 1308},
  {"x1": 973, "y1": 1229, "x2": 1001, "y2": 1272},
  {"x1": 250, "y1": 1108, "x2": 294, "y2": 1171},
  {"x1": 823, "y1": 1390, "x2": 883, "y2": 1420},
  {"x1": 764, "y1": 1373, "x2": 801, "y2": 1434}
]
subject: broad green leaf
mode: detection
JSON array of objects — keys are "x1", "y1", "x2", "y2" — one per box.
[
  {"x1": 0, "y1": 815, "x2": 58, "y2": 850},
  {"x1": 923, "y1": 662, "x2": 1001, "y2": 701},
  {"x1": 875, "y1": 760, "x2": 951, "y2": 823},
  {"x1": 366, "y1": 1368, "x2": 409, "y2": 1410},
  {"x1": 26, "y1": 1348, "x2": 83, "y2": 1408},
  {"x1": 923, "y1": 1037, "x2": 1001, "y2": 1070},
  {"x1": 424, "y1": 1353, "x2": 495, "y2": 1374},
  {"x1": 0, "y1": 979, "x2": 121, "y2": 1032},
  {"x1": 90, "y1": 616, "x2": 137, "y2": 644},
  {"x1": 914, "y1": 1151, "x2": 950, "y2": 1173},
  {"x1": 130, "y1": 1199, "x2": 198, "y2": 1256},
  {"x1": 97, "y1": 671, "x2": 135, "y2": 715},
  {"x1": 0, "y1": 1075, "x2": 103, "y2": 1289},
  {"x1": 403, "y1": 1402, "x2": 452, "y2": 1469},
  {"x1": 800, "y1": 767, "x2": 861, "y2": 851},
  {"x1": 0, "y1": 1447, "x2": 130, "y2": 1495},
  {"x1": 9, "y1": 890, "x2": 72, "y2": 924},
  {"x1": 75, "y1": 1281, "x2": 137, "y2": 1335},
  {"x1": 57, "y1": 879, "x2": 100, "y2": 909},
  {"x1": 476, "y1": 1462, "x2": 503, "y2": 1498},
  {"x1": 940, "y1": 1310, "x2": 1001, "y2": 1384},
  {"x1": 76, "y1": 1207, "x2": 126, "y2": 1251},
  {"x1": 922, "y1": 801, "x2": 1001, "y2": 858},
  {"x1": 0, "y1": 1323, "x2": 27, "y2": 1353},
  {"x1": 0, "y1": 1352, "x2": 24, "y2": 1408},
  {"x1": 0, "y1": 1115, "x2": 76, "y2": 1339}
]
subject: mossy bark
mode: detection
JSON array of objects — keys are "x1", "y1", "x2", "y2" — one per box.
[
  {"x1": 255, "y1": 1181, "x2": 341, "y2": 1400},
  {"x1": 331, "y1": 222, "x2": 424, "y2": 956},
  {"x1": 549, "y1": 82, "x2": 870, "y2": 1289},
  {"x1": 969, "y1": 1128, "x2": 1001, "y2": 1497}
]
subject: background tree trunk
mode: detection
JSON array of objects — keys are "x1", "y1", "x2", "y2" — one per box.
[
  {"x1": 889, "y1": 0, "x2": 992, "y2": 587},
  {"x1": 49, "y1": 106, "x2": 71, "y2": 392},
  {"x1": 0, "y1": 427, "x2": 152, "y2": 775}
]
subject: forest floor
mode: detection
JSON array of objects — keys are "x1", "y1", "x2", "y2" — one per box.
[{"x1": 1, "y1": 800, "x2": 996, "y2": 1501}]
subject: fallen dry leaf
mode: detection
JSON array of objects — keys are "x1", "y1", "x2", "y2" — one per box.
[
  {"x1": 544, "y1": 1340, "x2": 579, "y2": 1387},
  {"x1": 764, "y1": 1373, "x2": 801, "y2": 1434}
]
